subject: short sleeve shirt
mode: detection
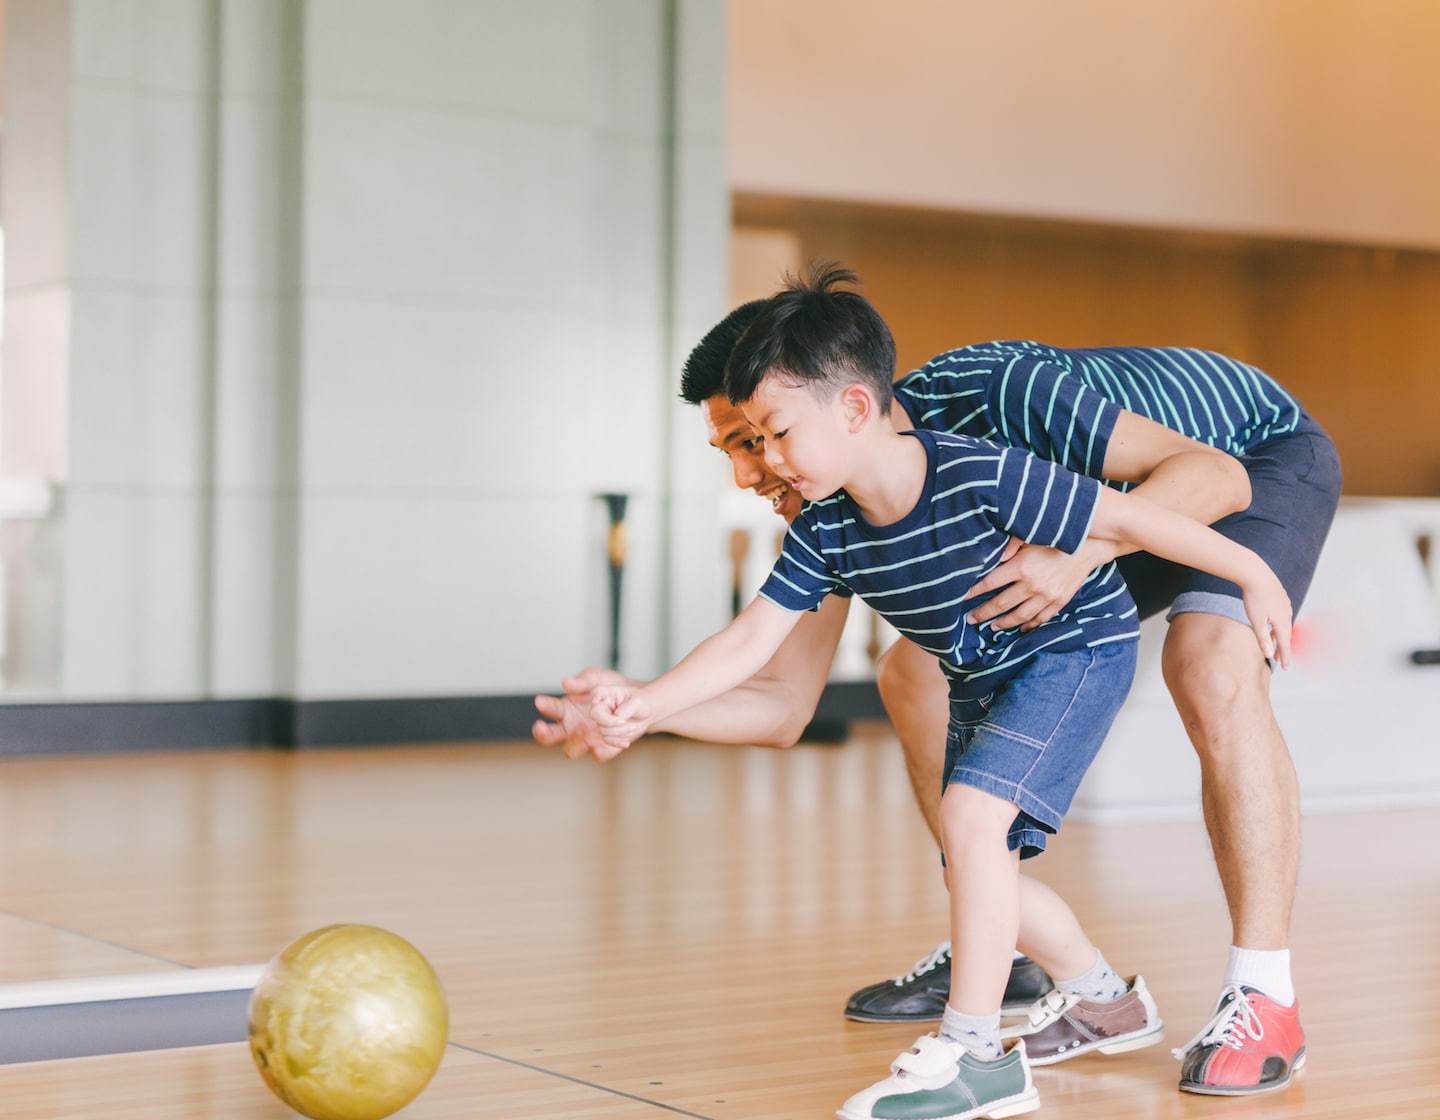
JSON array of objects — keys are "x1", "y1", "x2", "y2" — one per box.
[
  {"x1": 893, "y1": 341, "x2": 1304, "y2": 483},
  {"x1": 758, "y1": 430, "x2": 1139, "y2": 694}
]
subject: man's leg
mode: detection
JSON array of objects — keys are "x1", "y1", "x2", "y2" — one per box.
[
  {"x1": 876, "y1": 636, "x2": 948, "y2": 843},
  {"x1": 1161, "y1": 613, "x2": 1298, "y2": 951},
  {"x1": 1162, "y1": 611, "x2": 1307, "y2": 1096},
  {"x1": 841, "y1": 638, "x2": 1051, "y2": 1024}
]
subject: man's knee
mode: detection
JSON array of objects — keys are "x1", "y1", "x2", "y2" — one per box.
[
  {"x1": 876, "y1": 638, "x2": 940, "y2": 709},
  {"x1": 1161, "y1": 616, "x2": 1274, "y2": 731}
]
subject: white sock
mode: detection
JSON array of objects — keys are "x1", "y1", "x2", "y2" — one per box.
[
  {"x1": 1055, "y1": 949, "x2": 1128, "y2": 1002},
  {"x1": 1224, "y1": 946, "x2": 1294, "y2": 1006},
  {"x1": 940, "y1": 1004, "x2": 1002, "y2": 1061}
]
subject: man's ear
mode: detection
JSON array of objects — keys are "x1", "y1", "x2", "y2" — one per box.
[{"x1": 840, "y1": 383, "x2": 874, "y2": 431}]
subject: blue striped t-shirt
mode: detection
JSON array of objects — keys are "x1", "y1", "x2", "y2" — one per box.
[
  {"x1": 758, "y1": 430, "x2": 1139, "y2": 694},
  {"x1": 893, "y1": 341, "x2": 1304, "y2": 481}
]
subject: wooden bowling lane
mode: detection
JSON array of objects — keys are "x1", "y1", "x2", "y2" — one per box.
[
  {"x1": 0, "y1": 1043, "x2": 715, "y2": 1119},
  {"x1": 0, "y1": 733, "x2": 1436, "y2": 1118}
]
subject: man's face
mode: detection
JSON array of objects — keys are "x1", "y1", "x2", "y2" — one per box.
[{"x1": 701, "y1": 393, "x2": 803, "y2": 523}]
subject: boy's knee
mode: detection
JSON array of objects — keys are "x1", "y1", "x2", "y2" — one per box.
[{"x1": 939, "y1": 783, "x2": 1016, "y2": 842}]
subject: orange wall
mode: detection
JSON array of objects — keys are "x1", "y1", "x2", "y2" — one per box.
[
  {"x1": 729, "y1": 0, "x2": 1440, "y2": 250},
  {"x1": 733, "y1": 196, "x2": 1440, "y2": 497}
]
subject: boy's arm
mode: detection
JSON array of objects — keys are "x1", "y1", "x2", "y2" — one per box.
[
  {"x1": 966, "y1": 411, "x2": 1251, "y2": 630},
  {"x1": 1089, "y1": 486, "x2": 1291, "y2": 666},
  {"x1": 592, "y1": 597, "x2": 806, "y2": 747},
  {"x1": 649, "y1": 593, "x2": 849, "y2": 746},
  {"x1": 533, "y1": 594, "x2": 850, "y2": 758}
]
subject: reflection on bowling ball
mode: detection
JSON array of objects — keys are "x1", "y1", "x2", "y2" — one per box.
[{"x1": 248, "y1": 924, "x2": 449, "y2": 1120}]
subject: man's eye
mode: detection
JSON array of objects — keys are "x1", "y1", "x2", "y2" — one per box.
[{"x1": 742, "y1": 437, "x2": 764, "y2": 453}]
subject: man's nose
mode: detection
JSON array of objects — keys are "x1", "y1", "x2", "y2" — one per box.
[{"x1": 732, "y1": 451, "x2": 764, "y2": 489}]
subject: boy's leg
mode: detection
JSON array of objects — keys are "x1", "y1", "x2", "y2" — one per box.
[
  {"x1": 840, "y1": 646, "x2": 1135, "y2": 1120},
  {"x1": 1006, "y1": 876, "x2": 1166, "y2": 1066},
  {"x1": 940, "y1": 783, "x2": 1023, "y2": 1020},
  {"x1": 839, "y1": 785, "x2": 1040, "y2": 1120},
  {"x1": 842, "y1": 639, "x2": 1052, "y2": 1025}
]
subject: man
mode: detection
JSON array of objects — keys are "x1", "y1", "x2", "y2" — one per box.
[{"x1": 534, "y1": 293, "x2": 1340, "y2": 1096}]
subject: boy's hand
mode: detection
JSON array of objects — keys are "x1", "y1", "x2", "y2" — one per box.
[
  {"x1": 1243, "y1": 573, "x2": 1293, "y2": 670},
  {"x1": 589, "y1": 685, "x2": 657, "y2": 751},
  {"x1": 533, "y1": 668, "x2": 633, "y2": 761}
]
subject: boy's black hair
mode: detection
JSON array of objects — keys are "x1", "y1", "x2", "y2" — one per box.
[
  {"x1": 678, "y1": 299, "x2": 768, "y2": 404},
  {"x1": 723, "y1": 262, "x2": 895, "y2": 411}
]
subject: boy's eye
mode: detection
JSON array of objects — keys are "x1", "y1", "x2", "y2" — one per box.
[{"x1": 772, "y1": 429, "x2": 788, "y2": 441}]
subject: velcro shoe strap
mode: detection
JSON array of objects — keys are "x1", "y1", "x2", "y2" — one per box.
[
  {"x1": 1028, "y1": 988, "x2": 1079, "y2": 1028},
  {"x1": 891, "y1": 1035, "x2": 962, "y2": 1079}
]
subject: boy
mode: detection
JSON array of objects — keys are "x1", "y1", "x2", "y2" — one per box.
[{"x1": 588, "y1": 265, "x2": 1292, "y2": 1120}]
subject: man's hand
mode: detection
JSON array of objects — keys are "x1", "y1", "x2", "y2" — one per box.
[
  {"x1": 964, "y1": 538, "x2": 1111, "y2": 632},
  {"x1": 532, "y1": 668, "x2": 633, "y2": 761}
]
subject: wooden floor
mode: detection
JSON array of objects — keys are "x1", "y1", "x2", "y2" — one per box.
[{"x1": 0, "y1": 725, "x2": 1435, "y2": 1119}]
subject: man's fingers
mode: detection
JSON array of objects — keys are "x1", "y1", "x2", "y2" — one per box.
[
  {"x1": 966, "y1": 584, "x2": 1030, "y2": 624},
  {"x1": 531, "y1": 718, "x2": 565, "y2": 746}
]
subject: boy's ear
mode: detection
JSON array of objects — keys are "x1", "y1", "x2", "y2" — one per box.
[{"x1": 840, "y1": 383, "x2": 874, "y2": 430}]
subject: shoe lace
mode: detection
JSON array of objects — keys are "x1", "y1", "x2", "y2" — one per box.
[
  {"x1": 894, "y1": 942, "x2": 951, "y2": 986},
  {"x1": 1171, "y1": 985, "x2": 1261, "y2": 1059}
]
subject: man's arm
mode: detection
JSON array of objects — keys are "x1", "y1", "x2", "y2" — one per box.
[
  {"x1": 965, "y1": 410, "x2": 1251, "y2": 630},
  {"x1": 533, "y1": 595, "x2": 850, "y2": 760}
]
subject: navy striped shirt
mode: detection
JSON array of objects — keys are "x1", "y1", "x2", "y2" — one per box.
[
  {"x1": 759, "y1": 430, "x2": 1139, "y2": 694},
  {"x1": 894, "y1": 341, "x2": 1303, "y2": 481}
]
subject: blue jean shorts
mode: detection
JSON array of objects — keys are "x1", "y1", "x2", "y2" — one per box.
[
  {"x1": 944, "y1": 641, "x2": 1137, "y2": 859},
  {"x1": 1116, "y1": 413, "x2": 1342, "y2": 626}
]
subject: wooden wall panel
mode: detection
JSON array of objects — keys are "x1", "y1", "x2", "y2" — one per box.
[{"x1": 734, "y1": 195, "x2": 1440, "y2": 497}]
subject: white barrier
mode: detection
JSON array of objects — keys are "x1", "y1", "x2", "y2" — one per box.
[{"x1": 1073, "y1": 498, "x2": 1440, "y2": 821}]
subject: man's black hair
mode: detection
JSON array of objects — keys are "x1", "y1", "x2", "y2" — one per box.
[
  {"x1": 678, "y1": 299, "x2": 768, "y2": 404},
  {"x1": 723, "y1": 262, "x2": 895, "y2": 411}
]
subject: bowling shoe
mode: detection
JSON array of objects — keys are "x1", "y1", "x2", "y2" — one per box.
[
  {"x1": 999, "y1": 975, "x2": 1164, "y2": 1066},
  {"x1": 837, "y1": 1035, "x2": 1038, "y2": 1120},
  {"x1": 1174, "y1": 985, "x2": 1306, "y2": 1095},
  {"x1": 845, "y1": 943, "x2": 1052, "y2": 1023}
]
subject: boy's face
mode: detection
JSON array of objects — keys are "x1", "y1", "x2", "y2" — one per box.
[
  {"x1": 701, "y1": 394, "x2": 803, "y2": 522},
  {"x1": 741, "y1": 375, "x2": 853, "y2": 503}
]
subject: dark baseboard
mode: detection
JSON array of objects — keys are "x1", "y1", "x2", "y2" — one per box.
[{"x1": 0, "y1": 680, "x2": 886, "y2": 756}]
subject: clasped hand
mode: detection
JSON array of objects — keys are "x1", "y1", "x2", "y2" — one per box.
[
  {"x1": 964, "y1": 538, "x2": 1096, "y2": 631},
  {"x1": 532, "y1": 668, "x2": 636, "y2": 762}
]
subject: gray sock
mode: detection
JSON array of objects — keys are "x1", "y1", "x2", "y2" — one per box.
[
  {"x1": 1055, "y1": 950, "x2": 1128, "y2": 1002},
  {"x1": 939, "y1": 1004, "x2": 1002, "y2": 1061}
]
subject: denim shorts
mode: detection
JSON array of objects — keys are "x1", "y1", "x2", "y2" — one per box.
[
  {"x1": 1116, "y1": 413, "x2": 1342, "y2": 626},
  {"x1": 944, "y1": 641, "x2": 1137, "y2": 859}
]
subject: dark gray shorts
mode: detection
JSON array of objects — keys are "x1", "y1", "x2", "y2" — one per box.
[{"x1": 1116, "y1": 412, "x2": 1342, "y2": 625}]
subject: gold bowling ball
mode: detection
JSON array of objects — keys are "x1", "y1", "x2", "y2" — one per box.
[{"x1": 248, "y1": 924, "x2": 449, "y2": 1120}]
